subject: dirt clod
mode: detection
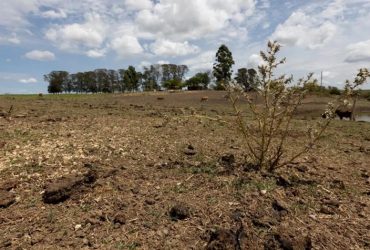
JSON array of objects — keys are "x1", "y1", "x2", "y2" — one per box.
[
  {"x1": 113, "y1": 212, "x2": 126, "y2": 225},
  {"x1": 220, "y1": 154, "x2": 235, "y2": 165},
  {"x1": 272, "y1": 199, "x2": 289, "y2": 212},
  {"x1": 265, "y1": 230, "x2": 312, "y2": 250},
  {"x1": 184, "y1": 145, "x2": 197, "y2": 156},
  {"x1": 276, "y1": 175, "x2": 292, "y2": 187},
  {"x1": 206, "y1": 229, "x2": 239, "y2": 250},
  {"x1": 169, "y1": 203, "x2": 190, "y2": 221},
  {"x1": 0, "y1": 190, "x2": 16, "y2": 208},
  {"x1": 0, "y1": 180, "x2": 17, "y2": 191},
  {"x1": 42, "y1": 170, "x2": 97, "y2": 204},
  {"x1": 145, "y1": 199, "x2": 156, "y2": 205}
]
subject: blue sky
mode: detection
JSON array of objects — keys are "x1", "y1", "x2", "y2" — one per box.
[{"x1": 0, "y1": 0, "x2": 370, "y2": 94}]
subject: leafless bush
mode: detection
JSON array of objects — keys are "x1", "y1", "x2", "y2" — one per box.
[{"x1": 226, "y1": 41, "x2": 336, "y2": 172}]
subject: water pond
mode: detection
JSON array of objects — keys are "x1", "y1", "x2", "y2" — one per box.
[{"x1": 356, "y1": 114, "x2": 370, "y2": 122}]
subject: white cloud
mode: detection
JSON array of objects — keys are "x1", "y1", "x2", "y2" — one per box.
[
  {"x1": 150, "y1": 39, "x2": 200, "y2": 56},
  {"x1": 0, "y1": 33, "x2": 21, "y2": 45},
  {"x1": 110, "y1": 35, "x2": 144, "y2": 57},
  {"x1": 182, "y1": 51, "x2": 215, "y2": 72},
  {"x1": 8, "y1": 33, "x2": 21, "y2": 44},
  {"x1": 124, "y1": 0, "x2": 153, "y2": 10},
  {"x1": 136, "y1": 0, "x2": 255, "y2": 40},
  {"x1": 24, "y1": 50, "x2": 55, "y2": 61},
  {"x1": 19, "y1": 77, "x2": 37, "y2": 83},
  {"x1": 0, "y1": 0, "x2": 38, "y2": 28},
  {"x1": 41, "y1": 9, "x2": 67, "y2": 19},
  {"x1": 345, "y1": 40, "x2": 370, "y2": 63},
  {"x1": 272, "y1": 11, "x2": 337, "y2": 49},
  {"x1": 86, "y1": 49, "x2": 106, "y2": 58},
  {"x1": 139, "y1": 60, "x2": 151, "y2": 69},
  {"x1": 45, "y1": 13, "x2": 106, "y2": 51},
  {"x1": 157, "y1": 60, "x2": 170, "y2": 65},
  {"x1": 247, "y1": 54, "x2": 263, "y2": 68}
]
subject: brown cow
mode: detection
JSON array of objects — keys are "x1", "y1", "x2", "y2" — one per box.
[{"x1": 201, "y1": 96, "x2": 208, "y2": 102}]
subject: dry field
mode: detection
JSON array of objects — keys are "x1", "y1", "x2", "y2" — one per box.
[{"x1": 0, "y1": 91, "x2": 369, "y2": 249}]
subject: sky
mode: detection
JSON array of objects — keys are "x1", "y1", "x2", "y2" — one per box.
[{"x1": 0, "y1": 0, "x2": 370, "y2": 94}]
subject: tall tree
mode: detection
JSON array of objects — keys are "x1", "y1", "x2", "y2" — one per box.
[
  {"x1": 235, "y1": 68, "x2": 259, "y2": 91},
  {"x1": 94, "y1": 69, "x2": 110, "y2": 93},
  {"x1": 142, "y1": 65, "x2": 160, "y2": 91},
  {"x1": 213, "y1": 44, "x2": 234, "y2": 90},
  {"x1": 124, "y1": 66, "x2": 140, "y2": 92},
  {"x1": 44, "y1": 71, "x2": 69, "y2": 93},
  {"x1": 160, "y1": 64, "x2": 189, "y2": 89}
]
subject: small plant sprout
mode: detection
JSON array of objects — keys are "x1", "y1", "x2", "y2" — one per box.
[{"x1": 226, "y1": 41, "x2": 336, "y2": 172}]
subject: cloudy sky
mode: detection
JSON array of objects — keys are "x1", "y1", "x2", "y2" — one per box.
[{"x1": 0, "y1": 0, "x2": 370, "y2": 93}]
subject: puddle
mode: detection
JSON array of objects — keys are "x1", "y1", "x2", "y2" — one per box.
[{"x1": 356, "y1": 114, "x2": 370, "y2": 122}]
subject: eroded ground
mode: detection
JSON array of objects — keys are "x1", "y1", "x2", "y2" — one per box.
[{"x1": 0, "y1": 91, "x2": 369, "y2": 249}]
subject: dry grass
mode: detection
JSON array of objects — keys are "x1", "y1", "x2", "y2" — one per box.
[{"x1": 0, "y1": 91, "x2": 369, "y2": 249}]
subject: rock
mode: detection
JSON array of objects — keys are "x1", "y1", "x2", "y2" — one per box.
[
  {"x1": 184, "y1": 145, "x2": 196, "y2": 156},
  {"x1": 320, "y1": 206, "x2": 335, "y2": 215},
  {"x1": 0, "y1": 190, "x2": 16, "y2": 208},
  {"x1": 259, "y1": 189, "x2": 267, "y2": 195},
  {"x1": 169, "y1": 203, "x2": 190, "y2": 221},
  {"x1": 145, "y1": 199, "x2": 156, "y2": 205}
]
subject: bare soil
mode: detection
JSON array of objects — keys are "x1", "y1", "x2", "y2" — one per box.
[{"x1": 0, "y1": 91, "x2": 369, "y2": 249}]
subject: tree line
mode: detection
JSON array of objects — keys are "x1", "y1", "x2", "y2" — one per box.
[
  {"x1": 45, "y1": 44, "x2": 339, "y2": 94},
  {"x1": 45, "y1": 64, "x2": 211, "y2": 93}
]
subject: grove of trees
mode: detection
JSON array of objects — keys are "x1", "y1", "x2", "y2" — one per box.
[
  {"x1": 45, "y1": 64, "x2": 193, "y2": 93},
  {"x1": 45, "y1": 44, "x2": 345, "y2": 95}
]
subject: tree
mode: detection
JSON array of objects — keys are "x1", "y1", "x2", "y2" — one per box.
[
  {"x1": 84, "y1": 71, "x2": 98, "y2": 93},
  {"x1": 213, "y1": 44, "x2": 234, "y2": 90},
  {"x1": 44, "y1": 71, "x2": 69, "y2": 93},
  {"x1": 124, "y1": 66, "x2": 140, "y2": 92},
  {"x1": 142, "y1": 65, "x2": 161, "y2": 91},
  {"x1": 117, "y1": 69, "x2": 126, "y2": 92},
  {"x1": 94, "y1": 69, "x2": 110, "y2": 93},
  {"x1": 235, "y1": 68, "x2": 258, "y2": 91},
  {"x1": 162, "y1": 79, "x2": 183, "y2": 90},
  {"x1": 160, "y1": 64, "x2": 189, "y2": 89},
  {"x1": 186, "y1": 72, "x2": 211, "y2": 90}
]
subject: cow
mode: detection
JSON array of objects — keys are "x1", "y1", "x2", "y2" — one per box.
[
  {"x1": 200, "y1": 96, "x2": 209, "y2": 102},
  {"x1": 322, "y1": 109, "x2": 353, "y2": 120},
  {"x1": 335, "y1": 109, "x2": 352, "y2": 120}
]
